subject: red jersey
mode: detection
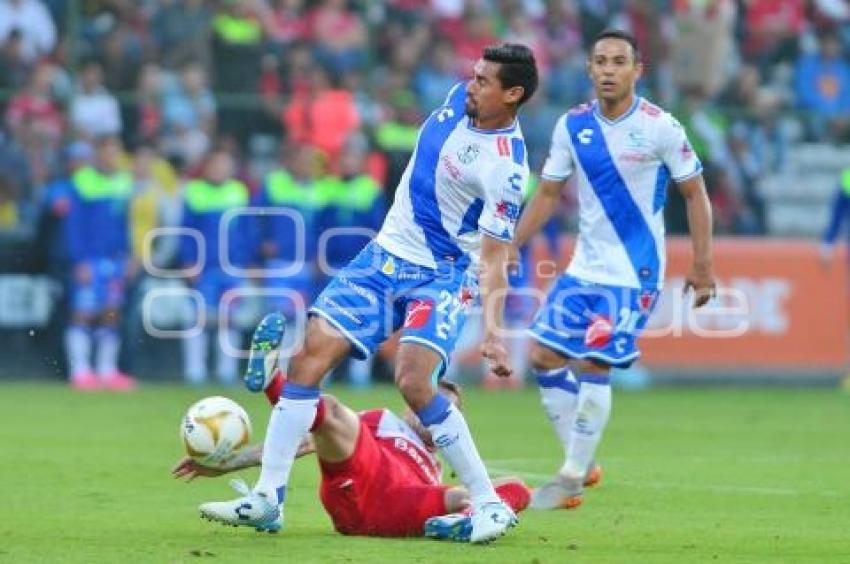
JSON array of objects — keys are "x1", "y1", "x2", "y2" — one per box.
[
  {"x1": 358, "y1": 409, "x2": 442, "y2": 485},
  {"x1": 318, "y1": 409, "x2": 449, "y2": 537}
]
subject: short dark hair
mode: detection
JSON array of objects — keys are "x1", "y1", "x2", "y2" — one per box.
[
  {"x1": 482, "y1": 43, "x2": 538, "y2": 106},
  {"x1": 592, "y1": 29, "x2": 640, "y2": 63},
  {"x1": 437, "y1": 379, "x2": 463, "y2": 410}
]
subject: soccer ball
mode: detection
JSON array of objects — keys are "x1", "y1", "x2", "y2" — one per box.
[{"x1": 181, "y1": 396, "x2": 252, "y2": 468}]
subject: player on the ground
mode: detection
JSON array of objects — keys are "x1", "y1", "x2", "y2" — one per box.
[
  {"x1": 175, "y1": 315, "x2": 531, "y2": 541},
  {"x1": 199, "y1": 44, "x2": 538, "y2": 543},
  {"x1": 512, "y1": 29, "x2": 716, "y2": 509}
]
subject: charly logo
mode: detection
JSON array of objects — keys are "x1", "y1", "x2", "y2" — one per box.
[{"x1": 457, "y1": 143, "x2": 480, "y2": 165}]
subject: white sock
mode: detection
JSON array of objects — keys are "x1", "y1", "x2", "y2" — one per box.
[
  {"x1": 66, "y1": 325, "x2": 92, "y2": 378},
  {"x1": 254, "y1": 383, "x2": 320, "y2": 505},
  {"x1": 184, "y1": 330, "x2": 208, "y2": 385},
  {"x1": 535, "y1": 366, "x2": 578, "y2": 461},
  {"x1": 419, "y1": 396, "x2": 498, "y2": 507},
  {"x1": 561, "y1": 377, "x2": 612, "y2": 480},
  {"x1": 94, "y1": 326, "x2": 120, "y2": 377},
  {"x1": 216, "y1": 328, "x2": 239, "y2": 384}
]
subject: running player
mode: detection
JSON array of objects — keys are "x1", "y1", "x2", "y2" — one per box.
[
  {"x1": 512, "y1": 29, "x2": 717, "y2": 509},
  {"x1": 199, "y1": 44, "x2": 538, "y2": 543},
  {"x1": 176, "y1": 316, "x2": 531, "y2": 540}
]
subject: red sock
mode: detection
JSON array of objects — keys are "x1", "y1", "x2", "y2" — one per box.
[
  {"x1": 310, "y1": 397, "x2": 326, "y2": 431},
  {"x1": 263, "y1": 369, "x2": 286, "y2": 405},
  {"x1": 495, "y1": 480, "x2": 531, "y2": 513},
  {"x1": 264, "y1": 370, "x2": 326, "y2": 431}
]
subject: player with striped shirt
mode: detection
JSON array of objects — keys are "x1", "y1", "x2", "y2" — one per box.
[
  {"x1": 513, "y1": 30, "x2": 717, "y2": 509},
  {"x1": 199, "y1": 44, "x2": 538, "y2": 544}
]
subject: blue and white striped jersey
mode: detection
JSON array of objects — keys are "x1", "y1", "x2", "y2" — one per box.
[
  {"x1": 542, "y1": 97, "x2": 703, "y2": 289},
  {"x1": 376, "y1": 82, "x2": 529, "y2": 270}
]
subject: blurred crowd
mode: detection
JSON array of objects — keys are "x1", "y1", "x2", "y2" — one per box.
[
  {"x1": 1, "y1": 0, "x2": 850, "y2": 385},
  {"x1": 2, "y1": 1, "x2": 850, "y2": 237}
]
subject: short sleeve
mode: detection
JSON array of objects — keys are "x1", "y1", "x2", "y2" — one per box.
[
  {"x1": 658, "y1": 113, "x2": 703, "y2": 182},
  {"x1": 540, "y1": 114, "x2": 574, "y2": 181},
  {"x1": 478, "y1": 161, "x2": 526, "y2": 242}
]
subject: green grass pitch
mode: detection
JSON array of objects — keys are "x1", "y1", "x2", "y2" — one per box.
[{"x1": 2, "y1": 383, "x2": 849, "y2": 563}]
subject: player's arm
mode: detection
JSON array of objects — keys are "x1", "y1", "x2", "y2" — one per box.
[
  {"x1": 678, "y1": 174, "x2": 716, "y2": 308},
  {"x1": 172, "y1": 438, "x2": 316, "y2": 481},
  {"x1": 514, "y1": 178, "x2": 564, "y2": 249},
  {"x1": 661, "y1": 114, "x2": 716, "y2": 308},
  {"x1": 477, "y1": 156, "x2": 527, "y2": 378},
  {"x1": 478, "y1": 232, "x2": 513, "y2": 378}
]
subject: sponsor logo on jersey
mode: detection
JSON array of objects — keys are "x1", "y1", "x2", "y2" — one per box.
[
  {"x1": 639, "y1": 100, "x2": 661, "y2": 117},
  {"x1": 457, "y1": 143, "x2": 480, "y2": 165},
  {"x1": 585, "y1": 316, "x2": 613, "y2": 348},
  {"x1": 577, "y1": 128, "x2": 594, "y2": 145},
  {"x1": 338, "y1": 275, "x2": 377, "y2": 306},
  {"x1": 404, "y1": 299, "x2": 433, "y2": 329},
  {"x1": 393, "y1": 437, "x2": 439, "y2": 484},
  {"x1": 508, "y1": 172, "x2": 523, "y2": 192},
  {"x1": 398, "y1": 265, "x2": 428, "y2": 281},
  {"x1": 440, "y1": 154, "x2": 462, "y2": 181},
  {"x1": 381, "y1": 256, "x2": 395, "y2": 275},
  {"x1": 680, "y1": 140, "x2": 694, "y2": 159},
  {"x1": 619, "y1": 151, "x2": 653, "y2": 163},
  {"x1": 496, "y1": 135, "x2": 511, "y2": 157},
  {"x1": 321, "y1": 297, "x2": 363, "y2": 326},
  {"x1": 495, "y1": 200, "x2": 520, "y2": 222}
]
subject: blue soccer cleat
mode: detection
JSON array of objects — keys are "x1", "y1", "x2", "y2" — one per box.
[
  {"x1": 244, "y1": 312, "x2": 287, "y2": 392},
  {"x1": 424, "y1": 513, "x2": 473, "y2": 542},
  {"x1": 199, "y1": 479, "x2": 283, "y2": 533}
]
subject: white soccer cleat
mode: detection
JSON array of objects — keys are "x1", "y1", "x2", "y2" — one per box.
[
  {"x1": 529, "y1": 474, "x2": 584, "y2": 510},
  {"x1": 199, "y1": 479, "x2": 283, "y2": 533},
  {"x1": 469, "y1": 501, "x2": 517, "y2": 544}
]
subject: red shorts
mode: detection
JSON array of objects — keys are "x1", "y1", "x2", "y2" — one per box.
[{"x1": 318, "y1": 423, "x2": 449, "y2": 537}]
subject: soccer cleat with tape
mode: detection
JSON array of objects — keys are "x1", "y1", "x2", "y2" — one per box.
[{"x1": 244, "y1": 312, "x2": 286, "y2": 392}]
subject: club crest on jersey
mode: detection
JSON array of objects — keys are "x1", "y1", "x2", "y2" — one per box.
[
  {"x1": 638, "y1": 291, "x2": 655, "y2": 313},
  {"x1": 457, "y1": 143, "x2": 480, "y2": 165},
  {"x1": 626, "y1": 130, "x2": 648, "y2": 149}
]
